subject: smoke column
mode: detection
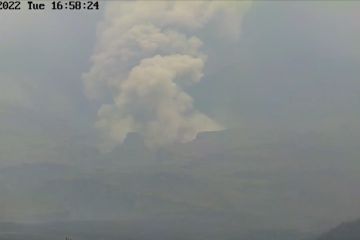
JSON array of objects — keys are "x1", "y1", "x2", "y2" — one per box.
[{"x1": 83, "y1": 1, "x2": 251, "y2": 151}]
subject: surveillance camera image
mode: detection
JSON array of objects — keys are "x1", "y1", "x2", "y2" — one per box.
[{"x1": 0, "y1": 1, "x2": 359, "y2": 240}]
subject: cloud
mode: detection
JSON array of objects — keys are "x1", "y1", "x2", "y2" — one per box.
[
  {"x1": 95, "y1": 54, "x2": 223, "y2": 150},
  {"x1": 83, "y1": 1, "x2": 251, "y2": 151}
]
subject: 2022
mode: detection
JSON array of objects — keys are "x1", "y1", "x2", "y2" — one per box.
[{"x1": 0, "y1": 1, "x2": 21, "y2": 10}]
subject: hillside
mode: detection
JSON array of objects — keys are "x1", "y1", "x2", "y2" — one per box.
[
  {"x1": 0, "y1": 221, "x2": 308, "y2": 240},
  {"x1": 0, "y1": 128, "x2": 359, "y2": 233},
  {"x1": 317, "y1": 219, "x2": 360, "y2": 240}
]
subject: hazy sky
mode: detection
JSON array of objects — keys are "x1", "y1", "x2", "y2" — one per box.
[
  {"x1": 0, "y1": 0, "x2": 360, "y2": 234},
  {"x1": 1, "y1": 1, "x2": 359, "y2": 150}
]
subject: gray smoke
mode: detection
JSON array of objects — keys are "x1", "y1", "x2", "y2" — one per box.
[{"x1": 83, "y1": 1, "x2": 251, "y2": 151}]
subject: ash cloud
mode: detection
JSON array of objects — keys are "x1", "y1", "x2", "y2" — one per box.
[{"x1": 83, "y1": 1, "x2": 250, "y2": 151}]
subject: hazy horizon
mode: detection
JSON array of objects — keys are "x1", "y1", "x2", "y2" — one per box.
[{"x1": 1, "y1": 1, "x2": 360, "y2": 239}]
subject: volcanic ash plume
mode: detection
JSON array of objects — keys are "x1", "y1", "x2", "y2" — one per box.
[{"x1": 83, "y1": 1, "x2": 250, "y2": 151}]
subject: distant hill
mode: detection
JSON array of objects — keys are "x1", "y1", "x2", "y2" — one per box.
[
  {"x1": 317, "y1": 219, "x2": 360, "y2": 240},
  {"x1": 0, "y1": 221, "x2": 308, "y2": 240},
  {"x1": 0, "y1": 128, "x2": 359, "y2": 234}
]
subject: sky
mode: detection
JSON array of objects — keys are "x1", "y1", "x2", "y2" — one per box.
[{"x1": 0, "y1": 0, "x2": 360, "y2": 235}]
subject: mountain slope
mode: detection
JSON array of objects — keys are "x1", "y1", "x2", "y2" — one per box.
[
  {"x1": 0, "y1": 221, "x2": 308, "y2": 240},
  {"x1": 317, "y1": 219, "x2": 360, "y2": 240}
]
